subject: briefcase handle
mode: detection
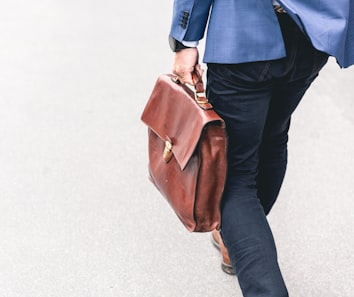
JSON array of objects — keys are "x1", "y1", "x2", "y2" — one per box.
[{"x1": 172, "y1": 70, "x2": 212, "y2": 110}]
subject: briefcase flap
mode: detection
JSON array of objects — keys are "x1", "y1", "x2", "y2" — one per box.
[{"x1": 141, "y1": 74, "x2": 224, "y2": 170}]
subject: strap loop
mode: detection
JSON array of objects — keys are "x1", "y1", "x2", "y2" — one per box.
[{"x1": 171, "y1": 69, "x2": 213, "y2": 110}]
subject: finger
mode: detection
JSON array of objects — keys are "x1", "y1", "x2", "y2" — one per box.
[
  {"x1": 194, "y1": 64, "x2": 204, "y2": 78},
  {"x1": 183, "y1": 73, "x2": 194, "y2": 85},
  {"x1": 172, "y1": 70, "x2": 194, "y2": 85}
]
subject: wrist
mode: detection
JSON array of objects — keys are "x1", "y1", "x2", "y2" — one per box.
[{"x1": 169, "y1": 35, "x2": 196, "y2": 52}]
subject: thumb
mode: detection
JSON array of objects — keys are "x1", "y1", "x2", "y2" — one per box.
[{"x1": 194, "y1": 64, "x2": 204, "y2": 79}]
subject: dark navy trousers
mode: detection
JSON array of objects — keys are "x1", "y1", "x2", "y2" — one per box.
[{"x1": 206, "y1": 14, "x2": 328, "y2": 297}]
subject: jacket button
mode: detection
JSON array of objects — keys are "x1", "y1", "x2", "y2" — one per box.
[{"x1": 181, "y1": 11, "x2": 189, "y2": 28}]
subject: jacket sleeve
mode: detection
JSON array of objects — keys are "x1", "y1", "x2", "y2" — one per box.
[{"x1": 170, "y1": 0, "x2": 213, "y2": 42}]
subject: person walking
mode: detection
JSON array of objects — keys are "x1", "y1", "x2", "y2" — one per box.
[{"x1": 169, "y1": 0, "x2": 353, "y2": 296}]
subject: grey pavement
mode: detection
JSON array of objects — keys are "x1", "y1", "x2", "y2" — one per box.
[{"x1": 0, "y1": 1, "x2": 353, "y2": 297}]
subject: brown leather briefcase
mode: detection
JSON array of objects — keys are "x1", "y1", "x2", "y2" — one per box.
[{"x1": 141, "y1": 73, "x2": 227, "y2": 232}]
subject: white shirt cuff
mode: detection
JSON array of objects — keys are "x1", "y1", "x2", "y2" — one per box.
[{"x1": 181, "y1": 40, "x2": 199, "y2": 47}]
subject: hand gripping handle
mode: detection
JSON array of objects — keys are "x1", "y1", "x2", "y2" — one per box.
[{"x1": 172, "y1": 70, "x2": 212, "y2": 110}]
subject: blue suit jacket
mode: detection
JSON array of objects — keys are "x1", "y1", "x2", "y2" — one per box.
[
  {"x1": 279, "y1": 0, "x2": 354, "y2": 68},
  {"x1": 170, "y1": 0, "x2": 354, "y2": 67}
]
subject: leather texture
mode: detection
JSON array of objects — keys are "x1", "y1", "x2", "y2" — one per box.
[{"x1": 141, "y1": 74, "x2": 227, "y2": 232}]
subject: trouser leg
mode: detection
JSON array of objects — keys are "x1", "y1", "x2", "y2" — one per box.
[
  {"x1": 207, "y1": 63, "x2": 288, "y2": 297},
  {"x1": 257, "y1": 66, "x2": 328, "y2": 214},
  {"x1": 256, "y1": 13, "x2": 328, "y2": 215},
  {"x1": 257, "y1": 82, "x2": 307, "y2": 215},
  {"x1": 206, "y1": 13, "x2": 329, "y2": 297}
]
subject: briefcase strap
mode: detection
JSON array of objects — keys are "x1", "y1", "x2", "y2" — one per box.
[{"x1": 172, "y1": 70, "x2": 212, "y2": 110}]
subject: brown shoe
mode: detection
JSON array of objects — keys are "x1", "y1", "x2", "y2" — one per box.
[{"x1": 211, "y1": 230, "x2": 235, "y2": 275}]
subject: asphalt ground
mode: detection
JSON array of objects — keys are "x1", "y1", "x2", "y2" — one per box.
[{"x1": 0, "y1": 1, "x2": 353, "y2": 297}]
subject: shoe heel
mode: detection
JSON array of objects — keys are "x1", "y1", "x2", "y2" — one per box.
[{"x1": 221, "y1": 262, "x2": 236, "y2": 275}]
